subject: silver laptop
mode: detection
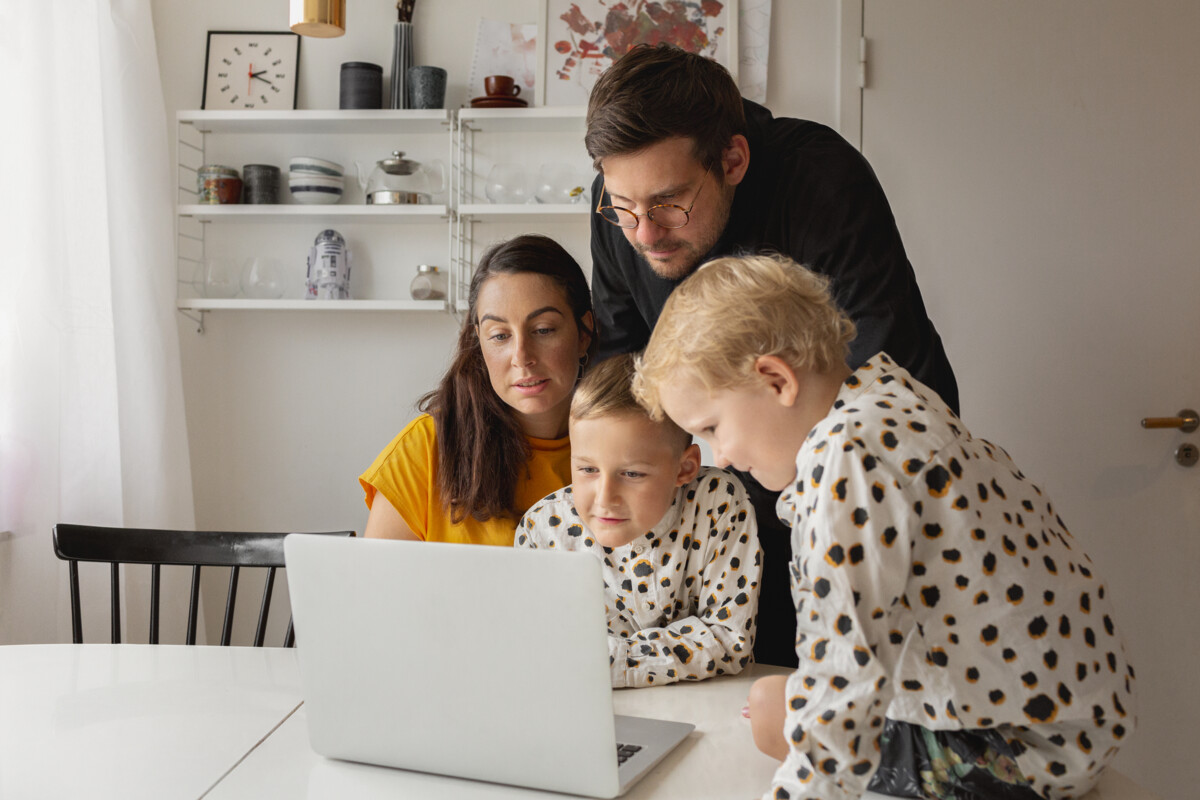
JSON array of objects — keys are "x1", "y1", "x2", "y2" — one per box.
[{"x1": 284, "y1": 535, "x2": 694, "y2": 798}]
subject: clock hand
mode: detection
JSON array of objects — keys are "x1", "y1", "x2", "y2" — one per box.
[{"x1": 252, "y1": 73, "x2": 274, "y2": 86}]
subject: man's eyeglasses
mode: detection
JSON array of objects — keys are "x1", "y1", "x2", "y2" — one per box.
[{"x1": 595, "y1": 176, "x2": 708, "y2": 230}]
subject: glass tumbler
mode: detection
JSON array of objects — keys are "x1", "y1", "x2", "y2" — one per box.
[
  {"x1": 241, "y1": 256, "x2": 286, "y2": 299},
  {"x1": 484, "y1": 163, "x2": 532, "y2": 204},
  {"x1": 534, "y1": 163, "x2": 586, "y2": 204},
  {"x1": 202, "y1": 257, "x2": 240, "y2": 298}
]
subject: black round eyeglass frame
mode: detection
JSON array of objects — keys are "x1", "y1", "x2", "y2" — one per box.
[{"x1": 594, "y1": 176, "x2": 708, "y2": 230}]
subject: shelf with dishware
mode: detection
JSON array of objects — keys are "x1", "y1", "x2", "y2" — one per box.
[
  {"x1": 450, "y1": 106, "x2": 592, "y2": 308},
  {"x1": 174, "y1": 106, "x2": 591, "y2": 325},
  {"x1": 175, "y1": 108, "x2": 454, "y2": 320}
]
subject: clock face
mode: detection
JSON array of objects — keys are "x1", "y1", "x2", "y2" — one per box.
[{"x1": 202, "y1": 31, "x2": 300, "y2": 110}]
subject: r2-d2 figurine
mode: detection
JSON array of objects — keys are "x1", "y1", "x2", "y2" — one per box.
[{"x1": 305, "y1": 229, "x2": 352, "y2": 300}]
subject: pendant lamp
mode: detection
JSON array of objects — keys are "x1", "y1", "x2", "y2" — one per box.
[{"x1": 290, "y1": 0, "x2": 346, "y2": 38}]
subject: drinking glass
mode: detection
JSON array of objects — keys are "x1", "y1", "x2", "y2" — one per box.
[
  {"x1": 484, "y1": 163, "x2": 532, "y2": 204},
  {"x1": 534, "y1": 163, "x2": 587, "y2": 204},
  {"x1": 202, "y1": 257, "x2": 240, "y2": 298},
  {"x1": 241, "y1": 256, "x2": 286, "y2": 299}
]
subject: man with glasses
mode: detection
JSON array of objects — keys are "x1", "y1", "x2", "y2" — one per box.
[{"x1": 586, "y1": 44, "x2": 958, "y2": 668}]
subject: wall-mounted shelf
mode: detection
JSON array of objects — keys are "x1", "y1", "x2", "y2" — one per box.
[
  {"x1": 457, "y1": 106, "x2": 586, "y2": 133},
  {"x1": 178, "y1": 299, "x2": 446, "y2": 312},
  {"x1": 178, "y1": 109, "x2": 451, "y2": 135},
  {"x1": 457, "y1": 204, "x2": 588, "y2": 221},
  {"x1": 178, "y1": 205, "x2": 449, "y2": 223}
]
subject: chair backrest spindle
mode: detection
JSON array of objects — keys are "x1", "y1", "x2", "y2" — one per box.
[
  {"x1": 110, "y1": 562, "x2": 121, "y2": 644},
  {"x1": 149, "y1": 564, "x2": 161, "y2": 645},
  {"x1": 254, "y1": 567, "x2": 277, "y2": 648},
  {"x1": 220, "y1": 566, "x2": 240, "y2": 646},
  {"x1": 186, "y1": 565, "x2": 202, "y2": 645}
]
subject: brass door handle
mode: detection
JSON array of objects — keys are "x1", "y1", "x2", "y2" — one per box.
[{"x1": 1141, "y1": 409, "x2": 1198, "y2": 433}]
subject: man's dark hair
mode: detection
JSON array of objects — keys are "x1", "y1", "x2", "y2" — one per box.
[{"x1": 585, "y1": 43, "x2": 747, "y2": 173}]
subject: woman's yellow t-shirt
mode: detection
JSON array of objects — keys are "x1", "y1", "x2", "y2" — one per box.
[{"x1": 359, "y1": 414, "x2": 571, "y2": 546}]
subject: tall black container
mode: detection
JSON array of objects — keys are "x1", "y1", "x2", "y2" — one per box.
[{"x1": 339, "y1": 62, "x2": 383, "y2": 110}]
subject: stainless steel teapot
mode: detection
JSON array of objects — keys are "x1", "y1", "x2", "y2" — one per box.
[{"x1": 354, "y1": 151, "x2": 446, "y2": 204}]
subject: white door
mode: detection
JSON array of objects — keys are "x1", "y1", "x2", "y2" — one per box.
[{"x1": 854, "y1": 3, "x2": 1200, "y2": 798}]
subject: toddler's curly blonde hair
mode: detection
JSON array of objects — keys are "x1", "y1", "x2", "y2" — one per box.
[{"x1": 633, "y1": 254, "x2": 856, "y2": 420}]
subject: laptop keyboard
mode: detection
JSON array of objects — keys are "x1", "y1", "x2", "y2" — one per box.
[{"x1": 616, "y1": 743, "x2": 643, "y2": 766}]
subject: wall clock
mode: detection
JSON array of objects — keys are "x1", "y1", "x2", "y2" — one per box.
[{"x1": 202, "y1": 31, "x2": 300, "y2": 110}]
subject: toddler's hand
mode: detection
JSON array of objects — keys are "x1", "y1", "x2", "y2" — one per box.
[{"x1": 741, "y1": 704, "x2": 751, "y2": 718}]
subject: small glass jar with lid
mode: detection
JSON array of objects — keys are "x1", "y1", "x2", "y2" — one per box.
[{"x1": 409, "y1": 264, "x2": 447, "y2": 300}]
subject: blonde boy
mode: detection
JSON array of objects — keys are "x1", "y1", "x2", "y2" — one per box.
[
  {"x1": 633, "y1": 254, "x2": 1135, "y2": 800},
  {"x1": 517, "y1": 353, "x2": 762, "y2": 689}
]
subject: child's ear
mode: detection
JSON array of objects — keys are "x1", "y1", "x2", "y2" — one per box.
[
  {"x1": 675, "y1": 443, "x2": 702, "y2": 487},
  {"x1": 753, "y1": 355, "x2": 800, "y2": 406}
]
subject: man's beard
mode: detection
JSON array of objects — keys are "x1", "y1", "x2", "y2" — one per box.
[
  {"x1": 633, "y1": 183, "x2": 735, "y2": 281},
  {"x1": 634, "y1": 238, "x2": 704, "y2": 280}
]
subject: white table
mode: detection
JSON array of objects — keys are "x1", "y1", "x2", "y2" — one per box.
[
  {"x1": 0, "y1": 645, "x2": 1156, "y2": 799},
  {"x1": 0, "y1": 644, "x2": 302, "y2": 800},
  {"x1": 207, "y1": 663, "x2": 796, "y2": 800}
]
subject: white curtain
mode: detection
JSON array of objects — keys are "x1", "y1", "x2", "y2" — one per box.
[{"x1": 0, "y1": 0, "x2": 194, "y2": 644}]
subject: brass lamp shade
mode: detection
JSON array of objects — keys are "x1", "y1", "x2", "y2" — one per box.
[{"x1": 290, "y1": 0, "x2": 346, "y2": 38}]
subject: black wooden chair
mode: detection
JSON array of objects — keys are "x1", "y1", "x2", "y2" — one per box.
[{"x1": 52, "y1": 524, "x2": 355, "y2": 647}]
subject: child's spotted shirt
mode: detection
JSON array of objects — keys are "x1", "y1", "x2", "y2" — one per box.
[
  {"x1": 518, "y1": 467, "x2": 762, "y2": 688},
  {"x1": 767, "y1": 354, "x2": 1135, "y2": 800}
]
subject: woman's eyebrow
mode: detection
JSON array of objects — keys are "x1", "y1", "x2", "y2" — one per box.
[
  {"x1": 478, "y1": 306, "x2": 565, "y2": 324},
  {"x1": 525, "y1": 306, "x2": 564, "y2": 322}
]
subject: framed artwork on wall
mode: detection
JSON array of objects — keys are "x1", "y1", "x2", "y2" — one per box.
[
  {"x1": 537, "y1": 0, "x2": 739, "y2": 107},
  {"x1": 201, "y1": 31, "x2": 301, "y2": 110}
]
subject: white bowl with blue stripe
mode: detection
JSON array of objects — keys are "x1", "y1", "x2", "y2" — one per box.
[
  {"x1": 288, "y1": 174, "x2": 343, "y2": 189},
  {"x1": 288, "y1": 174, "x2": 344, "y2": 205},
  {"x1": 289, "y1": 156, "x2": 344, "y2": 177}
]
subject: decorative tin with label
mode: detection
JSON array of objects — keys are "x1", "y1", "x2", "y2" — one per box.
[{"x1": 197, "y1": 165, "x2": 240, "y2": 204}]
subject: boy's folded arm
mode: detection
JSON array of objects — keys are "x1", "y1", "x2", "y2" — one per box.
[
  {"x1": 608, "y1": 613, "x2": 750, "y2": 688},
  {"x1": 613, "y1": 486, "x2": 763, "y2": 689}
]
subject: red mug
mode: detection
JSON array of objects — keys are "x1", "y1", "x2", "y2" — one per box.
[{"x1": 484, "y1": 75, "x2": 520, "y2": 98}]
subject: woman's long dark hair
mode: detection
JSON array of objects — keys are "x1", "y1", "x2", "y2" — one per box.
[{"x1": 418, "y1": 235, "x2": 596, "y2": 524}]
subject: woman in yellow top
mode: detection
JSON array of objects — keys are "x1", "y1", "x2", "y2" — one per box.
[{"x1": 360, "y1": 235, "x2": 596, "y2": 545}]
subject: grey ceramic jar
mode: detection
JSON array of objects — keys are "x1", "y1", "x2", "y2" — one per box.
[{"x1": 407, "y1": 65, "x2": 447, "y2": 110}]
